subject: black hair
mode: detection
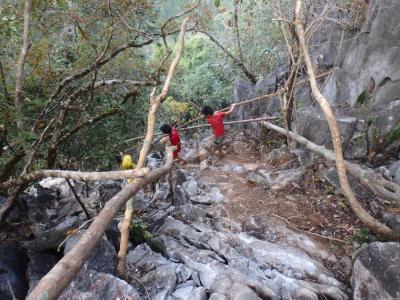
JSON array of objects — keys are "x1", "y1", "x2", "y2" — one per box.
[
  {"x1": 160, "y1": 124, "x2": 172, "y2": 134},
  {"x1": 201, "y1": 105, "x2": 214, "y2": 116},
  {"x1": 115, "y1": 154, "x2": 122, "y2": 164}
]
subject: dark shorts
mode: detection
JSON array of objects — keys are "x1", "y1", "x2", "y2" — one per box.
[{"x1": 213, "y1": 135, "x2": 225, "y2": 145}]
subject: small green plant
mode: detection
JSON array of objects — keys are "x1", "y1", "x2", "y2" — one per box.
[
  {"x1": 367, "y1": 117, "x2": 374, "y2": 127},
  {"x1": 129, "y1": 220, "x2": 153, "y2": 246},
  {"x1": 354, "y1": 227, "x2": 369, "y2": 245},
  {"x1": 384, "y1": 123, "x2": 400, "y2": 146},
  {"x1": 356, "y1": 90, "x2": 369, "y2": 106}
]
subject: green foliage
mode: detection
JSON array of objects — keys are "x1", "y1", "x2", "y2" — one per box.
[
  {"x1": 367, "y1": 117, "x2": 374, "y2": 127},
  {"x1": 0, "y1": 0, "x2": 290, "y2": 175},
  {"x1": 356, "y1": 90, "x2": 369, "y2": 106},
  {"x1": 353, "y1": 227, "x2": 369, "y2": 245},
  {"x1": 129, "y1": 219, "x2": 153, "y2": 246},
  {"x1": 385, "y1": 123, "x2": 400, "y2": 146}
]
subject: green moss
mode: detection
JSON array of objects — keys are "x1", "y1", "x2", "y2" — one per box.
[
  {"x1": 385, "y1": 123, "x2": 400, "y2": 146},
  {"x1": 354, "y1": 228, "x2": 369, "y2": 245},
  {"x1": 367, "y1": 117, "x2": 374, "y2": 127},
  {"x1": 356, "y1": 90, "x2": 369, "y2": 106}
]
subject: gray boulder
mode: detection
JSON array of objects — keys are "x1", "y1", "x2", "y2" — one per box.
[
  {"x1": 182, "y1": 179, "x2": 199, "y2": 197},
  {"x1": 247, "y1": 168, "x2": 305, "y2": 190},
  {"x1": 389, "y1": 160, "x2": 400, "y2": 184},
  {"x1": 295, "y1": 107, "x2": 357, "y2": 151},
  {"x1": 321, "y1": 0, "x2": 400, "y2": 108},
  {"x1": 97, "y1": 180, "x2": 122, "y2": 208},
  {"x1": 0, "y1": 246, "x2": 29, "y2": 300},
  {"x1": 368, "y1": 100, "x2": 400, "y2": 151},
  {"x1": 60, "y1": 267, "x2": 140, "y2": 300},
  {"x1": 351, "y1": 242, "x2": 400, "y2": 299},
  {"x1": 64, "y1": 230, "x2": 117, "y2": 274},
  {"x1": 171, "y1": 286, "x2": 207, "y2": 300},
  {"x1": 26, "y1": 250, "x2": 58, "y2": 293},
  {"x1": 319, "y1": 166, "x2": 371, "y2": 198}
]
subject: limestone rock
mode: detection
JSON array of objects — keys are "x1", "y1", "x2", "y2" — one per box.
[
  {"x1": 182, "y1": 179, "x2": 199, "y2": 197},
  {"x1": 60, "y1": 267, "x2": 140, "y2": 300},
  {"x1": 0, "y1": 246, "x2": 29, "y2": 300},
  {"x1": 351, "y1": 242, "x2": 400, "y2": 299},
  {"x1": 247, "y1": 168, "x2": 305, "y2": 190},
  {"x1": 64, "y1": 230, "x2": 117, "y2": 274},
  {"x1": 296, "y1": 107, "x2": 357, "y2": 151},
  {"x1": 26, "y1": 250, "x2": 58, "y2": 293}
]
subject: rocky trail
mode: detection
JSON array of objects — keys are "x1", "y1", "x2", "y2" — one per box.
[{"x1": 1, "y1": 133, "x2": 400, "y2": 299}]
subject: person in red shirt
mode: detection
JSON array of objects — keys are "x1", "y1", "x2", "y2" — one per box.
[
  {"x1": 201, "y1": 104, "x2": 236, "y2": 158},
  {"x1": 160, "y1": 124, "x2": 181, "y2": 159}
]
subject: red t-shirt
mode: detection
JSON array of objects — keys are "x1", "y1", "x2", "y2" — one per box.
[
  {"x1": 169, "y1": 127, "x2": 181, "y2": 158},
  {"x1": 206, "y1": 112, "x2": 227, "y2": 138}
]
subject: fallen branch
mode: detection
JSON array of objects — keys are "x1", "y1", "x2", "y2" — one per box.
[
  {"x1": 0, "y1": 168, "x2": 149, "y2": 190},
  {"x1": 261, "y1": 121, "x2": 400, "y2": 206},
  {"x1": 272, "y1": 213, "x2": 347, "y2": 244},
  {"x1": 57, "y1": 218, "x2": 94, "y2": 252},
  {"x1": 26, "y1": 147, "x2": 175, "y2": 300}
]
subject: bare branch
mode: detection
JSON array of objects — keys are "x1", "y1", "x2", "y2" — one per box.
[
  {"x1": 22, "y1": 118, "x2": 55, "y2": 175},
  {"x1": 59, "y1": 108, "x2": 120, "y2": 144},
  {"x1": 197, "y1": 30, "x2": 257, "y2": 83},
  {"x1": 0, "y1": 168, "x2": 150, "y2": 190},
  {"x1": 14, "y1": 0, "x2": 33, "y2": 131},
  {"x1": 65, "y1": 178, "x2": 91, "y2": 220},
  {"x1": 233, "y1": 0, "x2": 244, "y2": 63},
  {"x1": 35, "y1": 38, "x2": 154, "y2": 129},
  {"x1": 160, "y1": 0, "x2": 201, "y2": 51}
]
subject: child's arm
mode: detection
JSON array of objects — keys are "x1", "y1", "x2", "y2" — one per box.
[{"x1": 223, "y1": 103, "x2": 237, "y2": 116}]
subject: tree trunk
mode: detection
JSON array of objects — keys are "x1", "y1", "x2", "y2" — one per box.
[
  {"x1": 14, "y1": 0, "x2": 33, "y2": 131},
  {"x1": 26, "y1": 147, "x2": 175, "y2": 300},
  {"x1": 292, "y1": 0, "x2": 397, "y2": 239},
  {"x1": 116, "y1": 18, "x2": 189, "y2": 279}
]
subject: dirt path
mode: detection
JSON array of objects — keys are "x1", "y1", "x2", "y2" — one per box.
[{"x1": 184, "y1": 144, "x2": 357, "y2": 281}]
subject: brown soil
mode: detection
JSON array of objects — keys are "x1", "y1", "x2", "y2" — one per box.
[{"x1": 185, "y1": 141, "x2": 366, "y2": 282}]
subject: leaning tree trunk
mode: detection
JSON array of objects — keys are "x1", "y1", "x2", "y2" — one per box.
[
  {"x1": 294, "y1": 0, "x2": 396, "y2": 239},
  {"x1": 116, "y1": 18, "x2": 189, "y2": 279}
]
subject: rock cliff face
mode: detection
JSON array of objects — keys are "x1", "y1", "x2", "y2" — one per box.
[{"x1": 232, "y1": 0, "x2": 400, "y2": 161}]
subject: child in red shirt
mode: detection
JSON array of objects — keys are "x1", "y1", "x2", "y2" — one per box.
[
  {"x1": 201, "y1": 104, "x2": 236, "y2": 158},
  {"x1": 160, "y1": 124, "x2": 181, "y2": 159}
]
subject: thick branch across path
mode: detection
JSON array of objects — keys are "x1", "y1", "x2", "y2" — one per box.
[
  {"x1": 261, "y1": 121, "x2": 400, "y2": 236},
  {"x1": 26, "y1": 147, "x2": 175, "y2": 300},
  {"x1": 0, "y1": 168, "x2": 149, "y2": 190}
]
